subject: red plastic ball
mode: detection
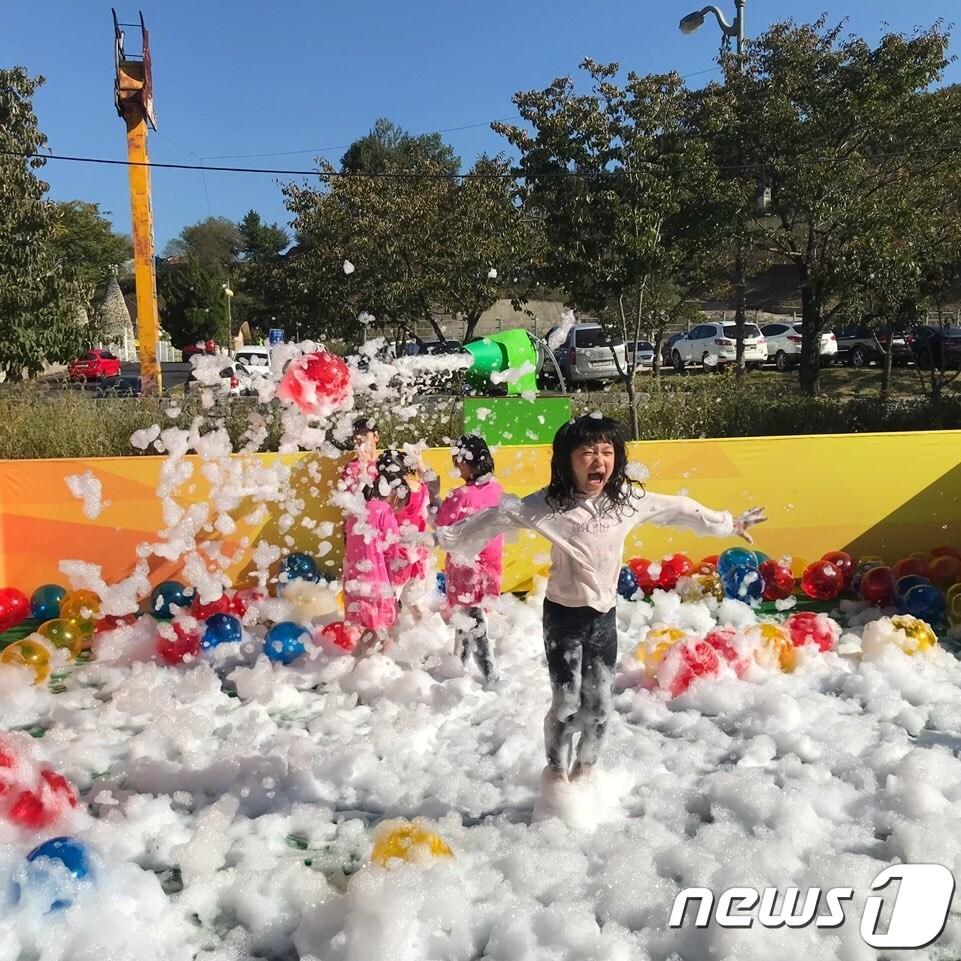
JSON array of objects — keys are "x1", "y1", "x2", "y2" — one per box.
[
  {"x1": 229, "y1": 589, "x2": 265, "y2": 617},
  {"x1": 191, "y1": 593, "x2": 234, "y2": 620},
  {"x1": 0, "y1": 587, "x2": 30, "y2": 633},
  {"x1": 659, "y1": 638, "x2": 721, "y2": 697},
  {"x1": 801, "y1": 560, "x2": 844, "y2": 600},
  {"x1": 893, "y1": 556, "x2": 930, "y2": 580},
  {"x1": 657, "y1": 553, "x2": 695, "y2": 591},
  {"x1": 628, "y1": 558, "x2": 659, "y2": 595},
  {"x1": 927, "y1": 555, "x2": 961, "y2": 589},
  {"x1": 931, "y1": 546, "x2": 961, "y2": 561},
  {"x1": 786, "y1": 611, "x2": 839, "y2": 652},
  {"x1": 94, "y1": 613, "x2": 138, "y2": 635},
  {"x1": 703, "y1": 627, "x2": 750, "y2": 677},
  {"x1": 698, "y1": 555, "x2": 719, "y2": 574},
  {"x1": 39, "y1": 768, "x2": 77, "y2": 809},
  {"x1": 860, "y1": 565, "x2": 895, "y2": 606},
  {"x1": 821, "y1": 551, "x2": 855, "y2": 588},
  {"x1": 320, "y1": 621, "x2": 356, "y2": 653},
  {"x1": 7, "y1": 789, "x2": 52, "y2": 829},
  {"x1": 277, "y1": 351, "x2": 351, "y2": 416},
  {"x1": 157, "y1": 623, "x2": 201, "y2": 665},
  {"x1": 759, "y1": 560, "x2": 794, "y2": 601}
]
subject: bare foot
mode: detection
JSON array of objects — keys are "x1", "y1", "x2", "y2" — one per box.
[
  {"x1": 543, "y1": 765, "x2": 568, "y2": 784},
  {"x1": 570, "y1": 762, "x2": 594, "y2": 782}
]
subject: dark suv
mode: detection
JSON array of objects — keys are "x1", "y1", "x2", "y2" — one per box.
[
  {"x1": 834, "y1": 326, "x2": 912, "y2": 368},
  {"x1": 907, "y1": 325, "x2": 961, "y2": 370}
]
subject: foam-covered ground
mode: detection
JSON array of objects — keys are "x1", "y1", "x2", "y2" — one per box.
[{"x1": 2, "y1": 589, "x2": 961, "y2": 961}]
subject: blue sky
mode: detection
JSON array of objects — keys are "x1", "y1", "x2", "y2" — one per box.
[{"x1": 5, "y1": 0, "x2": 959, "y2": 248}]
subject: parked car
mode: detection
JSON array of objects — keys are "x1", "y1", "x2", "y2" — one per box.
[
  {"x1": 671, "y1": 322, "x2": 768, "y2": 372},
  {"x1": 184, "y1": 360, "x2": 253, "y2": 396},
  {"x1": 545, "y1": 323, "x2": 627, "y2": 387},
  {"x1": 834, "y1": 326, "x2": 912, "y2": 368},
  {"x1": 233, "y1": 345, "x2": 271, "y2": 368},
  {"x1": 67, "y1": 349, "x2": 121, "y2": 381},
  {"x1": 760, "y1": 322, "x2": 838, "y2": 371},
  {"x1": 906, "y1": 325, "x2": 961, "y2": 369},
  {"x1": 626, "y1": 341, "x2": 655, "y2": 369},
  {"x1": 661, "y1": 332, "x2": 688, "y2": 369},
  {"x1": 92, "y1": 375, "x2": 144, "y2": 397},
  {"x1": 180, "y1": 340, "x2": 217, "y2": 362},
  {"x1": 401, "y1": 339, "x2": 464, "y2": 356}
]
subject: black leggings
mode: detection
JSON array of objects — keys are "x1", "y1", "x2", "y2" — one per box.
[
  {"x1": 454, "y1": 606, "x2": 496, "y2": 681},
  {"x1": 542, "y1": 598, "x2": 618, "y2": 772}
]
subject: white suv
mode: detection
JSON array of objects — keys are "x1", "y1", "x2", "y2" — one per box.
[
  {"x1": 671, "y1": 322, "x2": 768, "y2": 372},
  {"x1": 761, "y1": 322, "x2": 837, "y2": 371},
  {"x1": 546, "y1": 323, "x2": 628, "y2": 387}
]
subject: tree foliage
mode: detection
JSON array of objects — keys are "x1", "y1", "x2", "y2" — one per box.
[
  {"x1": 157, "y1": 257, "x2": 227, "y2": 348},
  {"x1": 0, "y1": 68, "x2": 88, "y2": 381},
  {"x1": 164, "y1": 216, "x2": 241, "y2": 279},
  {"x1": 51, "y1": 200, "x2": 131, "y2": 294},
  {"x1": 340, "y1": 118, "x2": 459, "y2": 177}
]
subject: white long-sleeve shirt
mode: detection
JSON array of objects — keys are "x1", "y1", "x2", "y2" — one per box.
[{"x1": 434, "y1": 486, "x2": 734, "y2": 613}]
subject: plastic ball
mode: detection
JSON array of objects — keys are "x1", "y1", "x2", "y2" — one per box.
[
  {"x1": 633, "y1": 625, "x2": 686, "y2": 671},
  {"x1": 677, "y1": 572, "x2": 724, "y2": 603},
  {"x1": 150, "y1": 581, "x2": 193, "y2": 619},
  {"x1": 228, "y1": 588, "x2": 265, "y2": 617},
  {"x1": 821, "y1": 551, "x2": 855, "y2": 588},
  {"x1": 860, "y1": 565, "x2": 895, "y2": 606},
  {"x1": 59, "y1": 590, "x2": 101, "y2": 636},
  {"x1": 720, "y1": 565, "x2": 764, "y2": 605},
  {"x1": 749, "y1": 622, "x2": 796, "y2": 672},
  {"x1": 927, "y1": 554, "x2": 961, "y2": 589},
  {"x1": 656, "y1": 638, "x2": 721, "y2": 697},
  {"x1": 716, "y1": 547, "x2": 759, "y2": 578},
  {"x1": 931, "y1": 546, "x2": 961, "y2": 561},
  {"x1": 436, "y1": 572, "x2": 447, "y2": 595},
  {"x1": 902, "y1": 583, "x2": 947, "y2": 625},
  {"x1": 201, "y1": 613, "x2": 242, "y2": 649},
  {"x1": 30, "y1": 584, "x2": 66, "y2": 623},
  {"x1": 785, "y1": 611, "x2": 840, "y2": 652},
  {"x1": 191, "y1": 594, "x2": 234, "y2": 620},
  {"x1": 20, "y1": 837, "x2": 93, "y2": 911},
  {"x1": 156, "y1": 623, "x2": 200, "y2": 665},
  {"x1": 948, "y1": 589, "x2": 961, "y2": 627},
  {"x1": 851, "y1": 559, "x2": 884, "y2": 595},
  {"x1": 697, "y1": 555, "x2": 718, "y2": 574},
  {"x1": 801, "y1": 560, "x2": 844, "y2": 600},
  {"x1": 656, "y1": 553, "x2": 694, "y2": 591},
  {"x1": 0, "y1": 638, "x2": 52, "y2": 684},
  {"x1": 371, "y1": 821, "x2": 453, "y2": 867},
  {"x1": 627, "y1": 558, "x2": 658, "y2": 595},
  {"x1": 889, "y1": 614, "x2": 937, "y2": 654},
  {"x1": 94, "y1": 613, "x2": 138, "y2": 635},
  {"x1": 264, "y1": 622, "x2": 309, "y2": 664},
  {"x1": 319, "y1": 621, "x2": 356, "y2": 653},
  {"x1": 0, "y1": 587, "x2": 30, "y2": 633},
  {"x1": 617, "y1": 566, "x2": 638, "y2": 600},
  {"x1": 753, "y1": 550, "x2": 770, "y2": 566},
  {"x1": 36, "y1": 619, "x2": 83, "y2": 657},
  {"x1": 895, "y1": 574, "x2": 930, "y2": 607},
  {"x1": 759, "y1": 560, "x2": 794, "y2": 601},
  {"x1": 704, "y1": 627, "x2": 750, "y2": 676},
  {"x1": 276, "y1": 351, "x2": 352, "y2": 417},
  {"x1": 282, "y1": 552, "x2": 319, "y2": 584},
  {"x1": 893, "y1": 556, "x2": 929, "y2": 580}
]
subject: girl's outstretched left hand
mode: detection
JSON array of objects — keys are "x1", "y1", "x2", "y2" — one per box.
[{"x1": 733, "y1": 506, "x2": 767, "y2": 544}]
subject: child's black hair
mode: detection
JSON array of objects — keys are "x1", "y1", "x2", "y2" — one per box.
[
  {"x1": 453, "y1": 434, "x2": 495, "y2": 482},
  {"x1": 365, "y1": 449, "x2": 411, "y2": 502},
  {"x1": 545, "y1": 414, "x2": 641, "y2": 512},
  {"x1": 352, "y1": 416, "x2": 378, "y2": 437}
]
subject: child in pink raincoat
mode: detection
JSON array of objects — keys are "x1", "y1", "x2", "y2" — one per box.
[
  {"x1": 435, "y1": 435, "x2": 503, "y2": 682},
  {"x1": 343, "y1": 453, "x2": 403, "y2": 655}
]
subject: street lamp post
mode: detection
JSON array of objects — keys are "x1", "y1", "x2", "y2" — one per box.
[
  {"x1": 680, "y1": 0, "x2": 749, "y2": 380},
  {"x1": 222, "y1": 281, "x2": 234, "y2": 350}
]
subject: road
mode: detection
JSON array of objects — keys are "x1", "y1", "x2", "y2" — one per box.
[{"x1": 121, "y1": 361, "x2": 190, "y2": 392}]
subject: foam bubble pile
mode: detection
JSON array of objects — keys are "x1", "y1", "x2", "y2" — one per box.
[{"x1": 1, "y1": 339, "x2": 961, "y2": 959}]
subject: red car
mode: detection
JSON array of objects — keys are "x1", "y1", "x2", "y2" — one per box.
[
  {"x1": 67, "y1": 349, "x2": 121, "y2": 381},
  {"x1": 181, "y1": 339, "x2": 217, "y2": 361}
]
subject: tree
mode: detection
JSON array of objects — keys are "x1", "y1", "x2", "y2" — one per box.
[
  {"x1": 157, "y1": 257, "x2": 227, "y2": 348},
  {"x1": 238, "y1": 210, "x2": 288, "y2": 264},
  {"x1": 164, "y1": 217, "x2": 241, "y2": 278},
  {"x1": 51, "y1": 200, "x2": 131, "y2": 294},
  {"x1": 720, "y1": 18, "x2": 957, "y2": 395},
  {"x1": 495, "y1": 61, "x2": 731, "y2": 436},
  {"x1": 340, "y1": 118, "x2": 459, "y2": 177},
  {"x1": 0, "y1": 68, "x2": 87, "y2": 381}
]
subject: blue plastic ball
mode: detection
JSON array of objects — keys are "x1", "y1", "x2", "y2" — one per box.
[
  {"x1": 895, "y1": 574, "x2": 930, "y2": 608},
  {"x1": 264, "y1": 622, "x2": 309, "y2": 664},
  {"x1": 436, "y1": 572, "x2": 447, "y2": 595},
  {"x1": 20, "y1": 837, "x2": 93, "y2": 912},
  {"x1": 753, "y1": 551, "x2": 770, "y2": 566},
  {"x1": 617, "y1": 566, "x2": 638, "y2": 600},
  {"x1": 31, "y1": 584, "x2": 66, "y2": 622},
  {"x1": 721, "y1": 564, "x2": 764, "y2": 605},
  {"x1": 716, "y1": 547, "x2": 759, "y2": 578},
  {"x1": 902, "y1": 583, "x2": 947, "y2": 625},
  {"x1": 150, "y1": 581, "x2": 193, "y2": 620},
  {"x1": 283, "y1": 552, "x2": 319, "y2": 583},
  {"x1": 202, "y1": 613, "x2": 243, "y2": 649}
]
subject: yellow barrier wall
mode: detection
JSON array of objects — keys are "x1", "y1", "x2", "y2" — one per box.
[{"x1": 1, "y1": 431, "x2": 959, "y2": 593}]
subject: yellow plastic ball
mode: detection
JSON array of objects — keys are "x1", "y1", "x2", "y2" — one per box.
[
  {"x1": 890, "y1": 615, "x2": 937, "y2": 654},
  {"x1": 633, "y1": 626, "x2": 686, "y2": 671},
  {"x1": 59, "y1": 590, "x2": 101, "y2": 637},
  {"x1": 949, "y1": 590, "x2": 961, "y2": 627},
  {"x1": 0, "y1": 637, "x2": 52, "y2": 684},
  {"x1": 946, "y1": 582, "x2": 961, "y2": 606},
  {"x1": 371, "y1": 821, "x2": 453, "y2": 867},
  {"x1": 36, "y1": 618, "x2": 84, "y2": 658},
  {"x1": 749, "y1": 622, "x2": 796, "y2": 673}
]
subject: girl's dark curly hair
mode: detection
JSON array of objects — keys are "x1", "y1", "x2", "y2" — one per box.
[
  {"x1": 452, "y1": 434, "x2": 495, "y2": 482},
  {"x1": 545, "y1": 415, "x2": 642, "y2": 513},
  {"x1": 365, "y1": 449, "x2": 412, "y2": 502}
]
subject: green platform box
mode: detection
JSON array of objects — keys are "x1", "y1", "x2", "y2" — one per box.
[{"x1": 463, "y1": 396, "x2": 572, "y2": 446}]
